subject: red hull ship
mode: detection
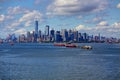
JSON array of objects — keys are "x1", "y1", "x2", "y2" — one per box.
[
  {"x1": 54, "y1": 43, "x2": 78, "y2": 48},
  {"x1": 53, "y1": 43, "x2": 65, "y2": 47},
  {"x1": 65, "y1": 44, "x2": 78, "y2": 48}
]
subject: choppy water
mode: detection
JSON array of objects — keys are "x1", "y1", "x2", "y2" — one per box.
[{"x1": 0, "y1": 43, "x2": 120, "y2": 80}]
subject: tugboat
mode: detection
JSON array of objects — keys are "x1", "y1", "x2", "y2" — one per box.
[{"x1": 81, "y1": 45, "x2": 92, "y2": 50}]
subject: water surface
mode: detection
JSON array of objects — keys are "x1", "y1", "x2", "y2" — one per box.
[{"x1": 0, "y1": 43, "x2": 120, "y2": 80}]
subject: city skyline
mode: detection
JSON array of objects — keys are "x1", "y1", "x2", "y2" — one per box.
[
  {"x1": 0, "y1": 20, "x2": 119, "y2": 44},
  {"x1": 0, "y1": 0, "x2": 120, "y2": 38}
]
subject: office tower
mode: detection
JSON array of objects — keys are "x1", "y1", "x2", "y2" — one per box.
[
  {"x1": 98, "y1": 33, "x2": 101, "y2": 41},
  {"x1": 50, "y1": 29, "x2": 55, "y2": 41},
  {"x1": 32, "y1": 31, "x2": 35, "y2": 37},
  {"x1": 11, "y1": 34, "x2": 16, "y2": 41},
  {"x1": 55, "y1": 31, "x2": 62, "y2": 42},
  {"x1": 78, "y1": 33, "x2": 82, "y2": 41},
  {"x1": 19, "y1": 34, "x2": 25, "y2": 42},
  {"x1": 34, "y1": 21, "x2": 38, "y2": 42},
  {"x1": 35, "y1": 20, "x2": 38, "y2": 35},
  {"x1": 45, "y1": 25, "x2": 49, "y2": 36},
  {"x1": 68, "y1": 29, "x2": 72, "y2": 41},
  {"x1": 101, "y1": 36, "x2": 106, "y2": 42},
  {"x1": 68, "y1": 29, "x2": 72, "y2": 37},
  {"x1": 27, "y1": 31, "x2": 31, "y2": 42},
  {"x1": 73, "y1": 30, "x2": 78, "y2": 42},
  {"x1": 91, "y1": 35, "x2": 94, "y2": 41},
  {"x1": 38, "y1": 30, "x2": 42, "y2": 38},
  {"x1": 61, "y1": 29, "x2": 68, "y2": 42},
  {"x1": 82, "y1": 33, "x2": 88, "y2": 42},
  {"x1": 27, "y1": 31, "x2": 30, "y2": 38},
  {"x1": 50, "y1": 29, "x2": 55, "y2": 37}
]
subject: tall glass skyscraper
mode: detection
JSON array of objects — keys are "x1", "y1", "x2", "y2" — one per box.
[
  {"x1": 34, "y1": 20, "x2": 38, "y2": 42},
  {"x1": 35, "y1": 20, "x2": 38, "y2": 35}
]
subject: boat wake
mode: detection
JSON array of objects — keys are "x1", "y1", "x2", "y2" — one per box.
[{"x1": 0, "y1": 49, "x2": 10, "y2": 52}]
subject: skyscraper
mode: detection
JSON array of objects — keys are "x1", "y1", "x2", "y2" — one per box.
[
  {"x1": 38, "y1": 30, "x2": 42, "y2": 38},
  {"x1": 82, "y1": 33, "x2": 88, "y2": 42},
  {"x1": 98, "y1": 33, "x2": 101, "y2": 41},
  {"x1": 34, "y1": 20, "x2": 38, "y2": 42},
  {"x1": 35, "y1": 20, "x2": 38, "y2": 35},
  {"x1": 45, "y1": 25, "x2": 49, "y2": 36},
  {"x1": 55, "y1": 31, "x2": 62, "y2": 42},
  {"x1": 50, "y1": 29, "x2": 55, "y2": 41},
  {"x1": 61, "y1": 29, "x2": 68, "y2": 42}
]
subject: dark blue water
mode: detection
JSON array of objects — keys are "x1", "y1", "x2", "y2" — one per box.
[{"x1": 0, "y1": 43, "x2": 120, "y2": 80}]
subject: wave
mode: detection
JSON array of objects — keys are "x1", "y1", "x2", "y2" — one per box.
[{"x1": 0, "y1": 49, "x2": 10, "y2": 52}]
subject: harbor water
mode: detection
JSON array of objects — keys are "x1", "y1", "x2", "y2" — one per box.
[{"x1": 0, "y1": 43, "x2": 120, "y2": 80}]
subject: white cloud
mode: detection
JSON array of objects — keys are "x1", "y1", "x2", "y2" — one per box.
[
  {"x1": 10, "y1": 21, "x2": 21, "y2": 28},
  {"x1": 75, "y1": 25, "x2": 85, "y2": 30},
  {"x1": 14, "y1": 28, "x2": 27, "y2": 35},
  {"x1": 19, "y1": 10, "x2": 43, "y2": 22},
  {"x1": 25, "y1": 21, "x2": 32, "y2": 27},
  {"x1": 3, "y1": 10, "x2": 43, "y2": 36},
  {"x1": 117, "y1": 3, "x2": 120, "y2": 8},
  {"x1": 4, "y1": 21, "x2": 21, "y2": 34},
  {"x1": 47, "y1": 0, "x2": 108, "y2": 16},
  {"x1": 93, "y1": 17, "x2": 102, "y2": 22},
  {"x1": 75, "y1": 22, "x2": 120, "y2": 38},
  {"x1": 0, "y1": 14, "x2": 5, "y2": 22},
  {"x1": 0, "y1": 9, "x2": 43, "y2": 34},
  {"x1": 6, "y1": 15, "x2": 14, "y2": 19},
  {"x1": 113, "y1": 22, "x2": 120, "y2": 27},
  {"x1": 0, "y1": 14, "x2": 14, "y2": 22},
  {"x1": 97, "y1": 21, "x2": 108, "y2": 26},
  {"x1": 84, "y1": 16, "x2": 103, "y2": 24},
  {"x1": 8, "y1": 6, "x2": 30, "y2": 15},
  {"x1": 0, "y1": 10, "x2": 43, "y2": 38}
]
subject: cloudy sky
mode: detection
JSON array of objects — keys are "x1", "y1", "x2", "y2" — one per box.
[{"x1": 0, "y1": 0, "x2": 120, "y2": 38}]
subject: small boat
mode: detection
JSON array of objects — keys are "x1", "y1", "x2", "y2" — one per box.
[
  {"x1": 81, "y1": 45, "x2": 92, "y2": 50},
  {"x1": 65, "y1": 44, "x2": 78, "y2": 48},
  {"x1": 53, "y1": 43, "x2": 65, "y2": 47}
]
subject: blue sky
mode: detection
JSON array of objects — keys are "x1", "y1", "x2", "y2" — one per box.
[{"x1": 0, "y1": 0, "x2": 120, "y2": 38}]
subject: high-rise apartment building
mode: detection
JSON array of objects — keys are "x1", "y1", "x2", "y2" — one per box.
[{"x1": 45, "y1": 25, "x2": 49, "y2": 36}]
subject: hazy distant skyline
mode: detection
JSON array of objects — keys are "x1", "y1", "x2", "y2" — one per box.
[{"x1": 0, "y1": 0, "x2": 120, "y2": 38}]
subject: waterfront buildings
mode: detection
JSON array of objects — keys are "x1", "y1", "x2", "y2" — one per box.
[{"x1": 0, "y1": 20, "x2": 120, "y2": 43}]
